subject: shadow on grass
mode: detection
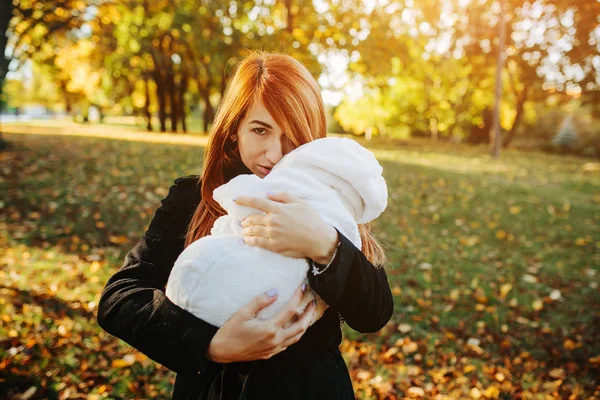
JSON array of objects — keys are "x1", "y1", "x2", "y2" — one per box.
[{"x1": 0, "y1": 285, "x2": 95, "y2": 320}]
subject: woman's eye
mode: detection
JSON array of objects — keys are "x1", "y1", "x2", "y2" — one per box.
[{"x1": 253, "y1": 128, "x2": 267, "y2": 135}]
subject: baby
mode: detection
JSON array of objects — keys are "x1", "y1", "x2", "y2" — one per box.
[{"x1": 165, "y1": 137, "x2": 388, "y2": 328}]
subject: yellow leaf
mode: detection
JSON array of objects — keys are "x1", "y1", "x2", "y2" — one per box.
[
  {"x1": 463, "y1": 365, "x2": 476, "y2": 373},
  {"x1": 549, "y1": 368, "x2": 565, "y2": 379},
  {"x1": 383, "y1": 347, "x2": 399, "y2": 359},
  {"x1": 449, "y1": 288, "x2": 460, "y2": 301},
  {"x1": 470, "y1": 387, "x2": 482, "y2": 399},
  {"x1": 402, "y1": 341, "x2": 418, "y2": 354},
  {"x1": 509, "y1": 205, "x2": 521, "y2": 214},
  {"x1": 574, "y1": 237, "x2": 587, "y2": 246},
  {"x1": 496, "y1": 230, "x2": 507, "y2": 240},
  {"x1": 532, "y1": 299, "x2": 543, "y2": 311},
  {"x1": 461, "y1": 235, "x2": 480, "y2": 247},
  {"x1": 111, "y1": 354, "x2": 136, "y2": 368},
  {"x1": 484, "y1": 385, "x2": 500, "y2": 398},
  {"x1": 90, "y1": 261, "x2": 101, "y2": 273},
  {"x1": 499, "y1": 283, "x2": 512, "y2": 300},
  {"x1": 109, "y1": 235, "x2": 129, "y2": 244},
  {"x1": 564, "y1": 339, "x2": 579, "y2": 350},
  {"x1": 407, "y1": 386, "x2": 425, "y2": 398}
]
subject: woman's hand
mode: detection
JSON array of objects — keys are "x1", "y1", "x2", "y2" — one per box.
[
  {"x1": 235, "y1": 192, "x2": 339, "y2": 263},
  {"x1": 206, "y1": 283, "x2": 316, "y2": 363}
]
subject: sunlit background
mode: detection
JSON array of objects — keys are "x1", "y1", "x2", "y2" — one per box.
[
  {"x1": 1, "y1": 0, "x2": 599, "y2": 151},
  {"x1": 1, "y1": 1, "x2": 599, "y2": 399}
]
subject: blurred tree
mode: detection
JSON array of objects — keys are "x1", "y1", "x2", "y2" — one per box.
[
  {"x1": 1, "y1": 0, "x2": 90, "y2": 143},
  {"x1": 337, "y1": 0, "x2": 599, "y2": 146}
]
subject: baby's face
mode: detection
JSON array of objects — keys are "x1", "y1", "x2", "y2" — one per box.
[{"x1": 237, "y1": 98, "x2": 295, "y2": 179}]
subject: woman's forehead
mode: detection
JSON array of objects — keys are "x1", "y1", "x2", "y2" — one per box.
[{"x1": 243, "y1": 99, "x2": 287, "y2": 137}]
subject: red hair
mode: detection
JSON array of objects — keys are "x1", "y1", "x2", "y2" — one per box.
[{"x1": 184, "y1": 51, "x2": 386, "y2": 267}]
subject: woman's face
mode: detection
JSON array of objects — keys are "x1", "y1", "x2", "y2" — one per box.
[{"x1": 237, "y1": 98, "x2": 295, "y2": 178}]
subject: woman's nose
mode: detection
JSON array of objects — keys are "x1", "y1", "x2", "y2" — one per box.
[{"x1": 265, "y1": 137, "x2": 284, "y2": 165}]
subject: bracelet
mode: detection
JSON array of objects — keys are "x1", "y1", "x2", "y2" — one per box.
[{"x1": 310, "y1": 239, "x2": 341, "y2": 276}]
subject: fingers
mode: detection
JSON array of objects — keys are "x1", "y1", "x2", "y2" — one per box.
[
  {"x1": 242, "y1": 235, "x2": 271, "y2": 249},
  {"x1": 240, "y1": 214, "x2": 268, "y2": 228},
  {"x1": 240, "y1": 288, "x2": 279, "y2": 318},
  {"x1": 241, "y1": 224, "x2": 269, "y2": 238},
  {"x1": 272, "y1": 283, "x2": 305, "y2": 327},
  {"x1": 234, "y1": 196, "x2": 280, "y2": 213},
  {"x1": 280, "y1": 300, "x2": 315, "y2": 348},
  {"x1": 266, "y1": 191, "x2": 304, "y2": 204}
]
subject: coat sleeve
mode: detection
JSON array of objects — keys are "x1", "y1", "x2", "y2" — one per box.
[
  {"x1": 97, "y1": 177, "x2": 219, "y2": 377},
  {"x1": 307, "y1": 227, "x2": 394, "y2": 334}
]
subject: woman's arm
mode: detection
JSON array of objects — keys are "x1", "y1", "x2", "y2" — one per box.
[
  {"x1": 307, "y1": 227, "x2": 394, "y2": 334},
  {"x1": 97, "y1": 177, "x2": 219, "y2": 377}
]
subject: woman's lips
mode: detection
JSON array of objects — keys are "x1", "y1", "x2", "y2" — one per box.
[{"x1": 258, "y1": 165, "x2": 272, "y2": 176}]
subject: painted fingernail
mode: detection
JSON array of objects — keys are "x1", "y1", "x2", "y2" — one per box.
[
  {"x1": 301, "y1": 283, "x2": 307, "y2": 292},
  {"x1": 266, "y1": 288, "x2": 278, "y2": 297}
]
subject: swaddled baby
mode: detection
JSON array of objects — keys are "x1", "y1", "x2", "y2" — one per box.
[{"x1": 165, "y1": 137, "x2": 388, "y2": 328}]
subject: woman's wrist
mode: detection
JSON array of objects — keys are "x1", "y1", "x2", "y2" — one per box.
[
  {"x1": 206, "y1": 334, "x2": 230, "y2": 364},
  {"x1": 311, "y1": 225, "x2": 340, "y2": 265}
]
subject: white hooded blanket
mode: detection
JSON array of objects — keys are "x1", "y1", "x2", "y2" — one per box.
[{"x1": 165, "y1": 137, "x2": 388, "y2": 327}]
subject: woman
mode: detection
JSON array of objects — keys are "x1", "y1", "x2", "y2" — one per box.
[{"x1": 97, "y1": 51, "x2": 394, "y2": 400}]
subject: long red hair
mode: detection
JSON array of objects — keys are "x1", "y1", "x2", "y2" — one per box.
[{"x1": 184, "y1": 51, "x2": 387, "y2": 268}]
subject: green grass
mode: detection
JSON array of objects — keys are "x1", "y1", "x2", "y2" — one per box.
[{"x1": 1, "y1": 125, "x2": 599, "y2": 399}]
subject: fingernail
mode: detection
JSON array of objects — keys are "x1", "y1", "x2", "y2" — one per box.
[
  {"x1": 312, "y1": 299, "x2": 316, "y2": 307},
  {"x1": 233, "y1": 197, "x2": 238, "y2": 202},
  {"x1": 266, "y1": 288, "x2": 278, "y2": 297},
  {"x1": 301, "y1": 283, "x2": 307, "y2": 292},
  {"x1": 266, "y1": 192, "x2": 276, "y2": 196}
]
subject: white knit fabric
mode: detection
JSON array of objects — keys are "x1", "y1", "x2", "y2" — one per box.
[{"x1": 165, "y1": 137, "x2": 388, "y2": 327}]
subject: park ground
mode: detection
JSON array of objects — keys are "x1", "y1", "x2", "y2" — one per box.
[{"x1": 0, "y1": 121, "x2": 599, "y2": 399}]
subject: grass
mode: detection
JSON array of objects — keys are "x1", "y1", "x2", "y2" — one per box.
[{"x1": 1, "y1": 122, "x2": 599, "y2": 399}]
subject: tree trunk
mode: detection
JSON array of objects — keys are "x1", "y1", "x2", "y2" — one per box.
[
  {"x1": 167, "y1": 69, "x2": 178, "y2": 132},
  {"x1": 468, "y1": 109, "x2": 493, "y2": 144},
  {"x1": 151, "y1": 53, "x2": 167, "y2": 132},
  {"x1": 429, "y1": 118, "x2": 438, "y2": 141},
  {"x1": 0, "y1": 1, "x2": 15, "y2": 145},
  {"x1": 502, "y1": 95, "x2": 526, "y2": 148},
  {"x1": 180, "y1": 67, "x2": 188, "y2": 133},
  {"x1": 202, "y1": 86, "x2": 213, "y2": 134},
  {"x1": 198, "y1": 61, "x2": 215, "y2": 134},
  {"x1": 144, "y1": 74, "x2": 152, "y2": 132},
  {"x1": 284, "y1": 0, "x2": 294, "y2": 32}
]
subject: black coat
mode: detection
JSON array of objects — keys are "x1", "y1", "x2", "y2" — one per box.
[{"x1": 97, "y1": 164, "x2": 394, "y2": 400}]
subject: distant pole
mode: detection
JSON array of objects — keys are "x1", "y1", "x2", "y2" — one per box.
[{"x1": 491, "y1": 0, "x2": 506, "y2": 158}]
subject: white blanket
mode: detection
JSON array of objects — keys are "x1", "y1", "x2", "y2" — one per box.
[{"x1": 165, "y1": 137, "x2": 388, "y2": 327}]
